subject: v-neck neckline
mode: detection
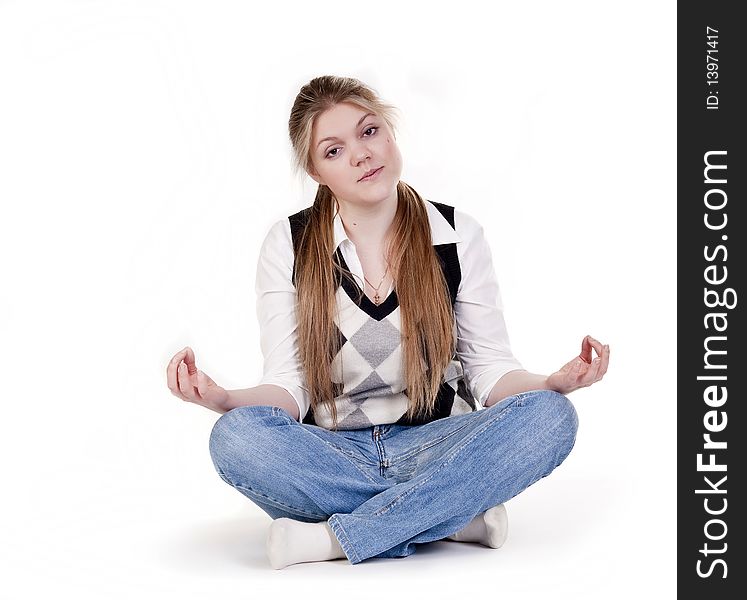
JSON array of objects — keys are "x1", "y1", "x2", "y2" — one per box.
[{"x1": 334, "y1": 249, "x2": 398, "y2": 320}]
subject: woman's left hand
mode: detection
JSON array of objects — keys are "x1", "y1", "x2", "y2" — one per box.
[{"x1": 546, "y1": 335, "x2": 610, "y2": 395}]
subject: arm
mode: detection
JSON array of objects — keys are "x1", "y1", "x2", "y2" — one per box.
[
  {"x1": 484, "y1": 370, "x2": 550, "y2": 407},
  {"x1": 252, "y1": 219, "x2": 311, "y2": 422},
  {"x1": 485, "y1": 335, "x2": 611, "y2": 407},
  {"x1": 166, "y1": 346, "x2": 302, "y2": 418},
  {"x1": 221, "y1": 384, "x2": 301, "y2": 420}
]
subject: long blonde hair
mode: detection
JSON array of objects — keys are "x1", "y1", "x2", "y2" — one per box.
[{"x1": 287, "y1": 75, "x2": 455, "y2": 429}]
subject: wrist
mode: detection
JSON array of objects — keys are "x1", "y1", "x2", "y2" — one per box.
[
  {"x1": 545, "y1": 373, "x2": 572, "y2": 395},
  {"x1": 218, "y1": 389, "x2": 237, "y2": 412}
]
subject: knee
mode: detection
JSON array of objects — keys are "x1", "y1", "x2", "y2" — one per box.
[
  {"x1": 208, "y1": 405, "x2": 277, "y2": 475},
  {"x1": 523, "y1": 389, "x2": 579, "y2": 455}
]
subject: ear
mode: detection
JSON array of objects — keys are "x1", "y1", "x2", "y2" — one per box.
[{"x1": 307, "y1": 165, "x2": 325, "y2": 186}]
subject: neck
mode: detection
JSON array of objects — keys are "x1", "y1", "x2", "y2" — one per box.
[{"x1": 336, "y1": 190, "x2": 398, "y2": 249}]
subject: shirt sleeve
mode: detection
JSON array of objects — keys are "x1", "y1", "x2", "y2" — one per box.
[
  {"x1": 254, "y1": 218, "x2": 311, "y2": 421},
  {"x1": 453, "y1": 209, "x2": 524, "y2": 407}
]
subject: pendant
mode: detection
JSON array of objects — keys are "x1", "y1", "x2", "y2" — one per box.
[{"x1": 373, "y1": 293, "x2": 380, "y2": 305}]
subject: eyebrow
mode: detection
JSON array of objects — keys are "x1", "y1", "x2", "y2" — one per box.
[{"x1": 316, "y1": 113, "x2": 376, "y2": 148}]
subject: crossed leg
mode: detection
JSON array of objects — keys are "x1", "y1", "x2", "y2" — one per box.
[{"x1": 209, "y1": 390, "x2": 578, "y2": 567}]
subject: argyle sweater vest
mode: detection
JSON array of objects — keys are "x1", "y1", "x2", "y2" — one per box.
[{"x1": 288, "y1": 201, "x2": 478, "y2": 430}]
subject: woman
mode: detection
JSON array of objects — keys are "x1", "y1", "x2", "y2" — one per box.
[{"x1": 166, "y1": 75, "x2": 610, "y2": 569}]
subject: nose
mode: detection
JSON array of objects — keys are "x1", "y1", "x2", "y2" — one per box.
[{"x1": 351, "y1": 141, "x2": 372, "y2": 165}]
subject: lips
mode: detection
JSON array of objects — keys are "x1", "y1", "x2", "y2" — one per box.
[{"x1": 358, "y1": 166, "x2": 383, "y2": 182}]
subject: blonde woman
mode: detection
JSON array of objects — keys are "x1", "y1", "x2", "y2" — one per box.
[{"x1": 166, "y1": 75, "x2": 610, "y2": 569}]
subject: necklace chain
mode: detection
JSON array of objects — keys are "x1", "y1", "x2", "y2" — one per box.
[{"x1": 363, "y1": 263, "x2": 390, "y2": 305}]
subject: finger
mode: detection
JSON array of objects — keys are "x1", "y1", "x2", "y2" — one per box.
[
  {"x1": 167, "y1": 347, "x2": 189, "y2": 393},
  {"x1": 194, "y1": 370, "x2": 207, "y2": 400},
  {"x1": 598, "y1": 344, "x2": 610, "y2": 378},
  {"x1": 561, "y1": 359, "x2": 589, "y2": 393},
  {"x1": 580, "y1": 357, "x2": 603, "y2": 386},
  {"x1": 580, "y1": 336, "x2": 593, "y2": 363},
  {"x1": 178, "y1": 362, "x2": 197, "y2": 400},
  {"x1": 184, "y1": 346, "x2": 198, "y2": 376},
  {"x1": 584, "y1": 335, "x2": 605, "y2": 361}
]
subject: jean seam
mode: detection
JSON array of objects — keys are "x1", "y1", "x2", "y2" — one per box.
[
  {"x1": 391, "y1": 396, "x2": 523, "y2": 463},
  {"x1": 372, "y1": 401, "x2": 517, "y2": 517},
  {"x1": 323, "y1": 439, "x2": 379, "y2": 468},
  {"x1": 327, "y1": 515, "x2": 361, "y2": 564},
  {"x1": 390, "y1": 421, "x2": 472, "y2": 463},
  {"x1": 272, "y1": 407, "x2": 380, "y2": 484},
  {"x1": 315, "y1": 438, "x2": 380, "y2": 484},
  {"x1": 215, "y1": 468, "x2": 328, "y2": 520}
]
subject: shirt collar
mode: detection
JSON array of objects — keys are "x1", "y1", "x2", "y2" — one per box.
[{"x1": 332, "y1": 199, "x2": 461, "y2": 251}]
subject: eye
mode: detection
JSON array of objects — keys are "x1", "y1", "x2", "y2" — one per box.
[{"x1": 324, "y1": 126, "x2": 378, "y2": 159}]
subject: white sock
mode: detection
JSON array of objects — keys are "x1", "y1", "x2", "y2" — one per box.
[
  {"x1": 266, "y1": 518, "x2": 347, "y2": 569},
  {"x1": 447, "y1": 504, "x2": 508, "y2": 548}
]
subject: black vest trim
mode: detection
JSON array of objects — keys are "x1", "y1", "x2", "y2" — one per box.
[{"x1": 428, "y1": 201, "x2": 461, "y2": 305}]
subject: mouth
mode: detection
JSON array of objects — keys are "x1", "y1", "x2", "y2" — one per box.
[{"x1": 358, "y1": 166, "x2": 383, "y2": 182}]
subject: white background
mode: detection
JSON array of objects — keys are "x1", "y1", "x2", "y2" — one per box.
[{"x1": 0, "y1": 1, "x2": 676, "y2": 598}]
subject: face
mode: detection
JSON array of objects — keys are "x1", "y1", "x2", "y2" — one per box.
[{"x1": 308, "y1": 102, "x2": 402, "y2": 209}]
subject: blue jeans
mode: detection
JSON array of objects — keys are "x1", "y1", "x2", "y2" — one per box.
[{"x1": 208, "y1": 389, "x2": 578, "y2": 565}]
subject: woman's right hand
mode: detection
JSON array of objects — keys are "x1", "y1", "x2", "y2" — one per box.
[{"x1": 166, "y1": 346, "x2": 229, "y2": 412}]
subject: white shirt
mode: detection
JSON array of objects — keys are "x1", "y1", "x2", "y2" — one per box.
[{"x1": 255, "y1": 200, "x2": 524, "y2": 422}]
